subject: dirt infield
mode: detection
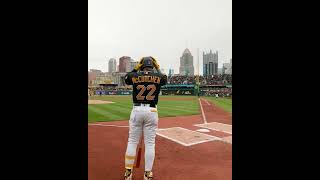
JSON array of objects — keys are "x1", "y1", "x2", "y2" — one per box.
[
  {"x1": 88, "y1": 98, "x2": 232, "y2": 180},
  {"x1": 88, "y1": 100, "x2": 114, "y2": 104}
]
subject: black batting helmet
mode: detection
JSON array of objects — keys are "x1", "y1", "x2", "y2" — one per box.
[{"x1": 140, "y1": 56, "x2": 154, "y2": 70}]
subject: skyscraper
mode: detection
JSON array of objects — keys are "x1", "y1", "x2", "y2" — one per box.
[
  {"x1": 127, "y1": 59, "x2": 138, "y2": 72},
  {"x1": 119, "y1": 56, "x2": 131, "y2": 72},
  {"x1": 223, "y1": 58, "x2": 232, "y2": 75},
  {"x1": 88, "y1": 69, "x2": 103, "y2": 86},
  {"x1": 108, "y1": 58, "x2": 117, "y2": 73},
  {"x1": 179, "y1": 48, "x2": 194, "y2": 76},
  {"x1": 168, "y1": 68, "x2": 174, "y2": 76},
  {"x1": 203, "y1": 50, "x2": 218, "y2": 76}
]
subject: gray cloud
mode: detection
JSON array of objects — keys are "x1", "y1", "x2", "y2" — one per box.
[{"x1": 89, "y1": 0, "x2": 232, "y2": 74}]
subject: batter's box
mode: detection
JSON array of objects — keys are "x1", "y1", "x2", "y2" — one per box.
[
  {"x1": 221, "y1": 136, "x2": 232, "y2": 144},
  {"x1": 194, "y1": 122, "x2": 232, "y2": 134},
  {"x1": 156, "y1": 127, "x2": 221, "y2": 146}
]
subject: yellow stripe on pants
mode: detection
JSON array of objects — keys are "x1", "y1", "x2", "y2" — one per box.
[{"x1": 125, "y1": 155, "x2": 135, "y2": 160}]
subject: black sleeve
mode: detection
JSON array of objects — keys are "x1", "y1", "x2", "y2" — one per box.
[
  {"x1": 160, "y1": 74, "x2": 167, "y2": 86},
  {"x1": 124, "y1": 72, "x2": 133, "y2": 85}
]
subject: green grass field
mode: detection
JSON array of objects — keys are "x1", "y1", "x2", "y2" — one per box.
[
  {"x1": 88, "y1": 95, "x2": 200, "y2": 123},
  {"x1": 203, "y1": 97, "x2": 232, "y2": 113}
]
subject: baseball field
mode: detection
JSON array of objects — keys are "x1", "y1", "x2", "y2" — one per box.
[
  {"x1": 88, "y1": 95, "x2": 231, "y2": 123},
  {"x1": 88, "y1": 95, "x2": 232, "y2": 180}
]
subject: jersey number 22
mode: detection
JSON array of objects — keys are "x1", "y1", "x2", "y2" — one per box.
[{"x1": 136, "y1": 84, "x2": 156, "y2": 101}]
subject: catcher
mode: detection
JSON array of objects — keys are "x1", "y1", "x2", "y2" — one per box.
[{"x1": 123, "y1": 57, "x2": 167, "y2": 180}]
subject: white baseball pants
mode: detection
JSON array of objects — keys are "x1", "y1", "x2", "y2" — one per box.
[{"x1": 125, "y1": 104, "x2": 158, "y2": 171}]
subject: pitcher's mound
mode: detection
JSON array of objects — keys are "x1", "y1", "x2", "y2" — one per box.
[{"x1": 88, "y1": 100, "x2": 114, "y2": 104}]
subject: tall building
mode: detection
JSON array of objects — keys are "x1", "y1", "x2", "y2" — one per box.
[
  {"x1": 222, "y1": 63, "x2": 229, "y2": 74},
  {"x1": 88, "y1": 69, "x2": 103, "y2": 86},
  {"x1": 168, "y1": 68, "x2": 174, "y2": 76},
  {"x1": 119, "y1": 56, "x2": 131, "y2": 72},
  {"x1": 128, "y1": 59, "x2": 138, "y2": 72},
  {"x1": 223, "y1": 58, "x2": 232, "y2": 75},
  {"x1": 108, "y1": 58, "x2": 117, "y2": 73},
  {"x1": 203, "y1": 50, "x2": 218, "y2": 76},
  {"x1": 179, "y1": 48, "x2": 194, "y2": 76}
]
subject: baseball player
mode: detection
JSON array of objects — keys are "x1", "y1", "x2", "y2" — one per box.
[{"x1": 123, "y1": 57, "x2": 167, "y2": 180}]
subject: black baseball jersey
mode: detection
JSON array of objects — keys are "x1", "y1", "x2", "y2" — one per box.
[{"x1": 125, "y1": 70, "x2": 167, "y2": 105}]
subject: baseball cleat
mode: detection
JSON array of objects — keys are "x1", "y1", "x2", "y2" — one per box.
[
  {"x1": 124, "y1": 169, "x2": 133, "y2": 180},
  {"x1": 144, "y1": 171, "x2": 153, "y2": 180}
]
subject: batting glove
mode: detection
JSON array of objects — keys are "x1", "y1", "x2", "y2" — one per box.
[{"x1": 134, "y1": 58, "x2": 144, "y2": 71}]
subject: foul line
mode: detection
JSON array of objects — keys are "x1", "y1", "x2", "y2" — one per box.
[
  {"x1": 88, "y1": 123, "x2": 129, "y2": 128},
  {"x1": 204, "y1": 99, "x2": 211, "y2": 106},
  {"x1": 198, "y1": 98, "x2": 207, "y2": 124}
]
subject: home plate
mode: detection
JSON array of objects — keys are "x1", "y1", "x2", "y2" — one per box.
[
  {"x1": 196, "y1": 129, "x2": 210, "y2": 133},
  {"x1": 194, "y1": 122, "x2": 232, "y2": 134}
]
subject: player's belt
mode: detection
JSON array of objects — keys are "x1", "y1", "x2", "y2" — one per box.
[{"x1": 133, "y1": 103, "x2": 156, "y2": 108}]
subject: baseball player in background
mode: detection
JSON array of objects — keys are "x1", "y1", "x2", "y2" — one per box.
[{"x1": 123, "y1": 57, "x2": 167, "y2": 180}]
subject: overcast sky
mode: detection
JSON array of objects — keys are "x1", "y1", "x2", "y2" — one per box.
[{"x1": 89, "y1": 0, "x2": 232, "y2": 74}]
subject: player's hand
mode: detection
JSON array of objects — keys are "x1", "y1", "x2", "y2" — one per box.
[
  {"x1": 150, "y1": 56, "x2": 160, "y2": 70},
  {"x1": 134, "y1": 58, "x2": 144, "y2": 71}
]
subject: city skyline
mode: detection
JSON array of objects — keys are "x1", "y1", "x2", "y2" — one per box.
[
  {"x1": 89, "y1": 0, "x2": 232, "y2": 74},
  {"x1": 90, "y1": 48, "x2": 231, "y2": 75}
]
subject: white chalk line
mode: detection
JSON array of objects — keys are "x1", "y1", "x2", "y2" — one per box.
[
  {"x1": 196, "y1": 129, "x2": 211, "y2": 133},
  {"x1": 201, "y1": 121, "x2": 232, "y2": 127},
  {"x1": 89, "y1": 124, "x2": 230, "y2": 145},
  {"x1": 156, "y1": 133, "x2": 189, "y2": 146},
  {"x1": 198, "y1": 98, "x2": 207, "y2": 124},
  {"x1": 157, "y1": 126, "x2": 182, "y2": 131},
  {"x1": 204, "y1": 99, "x2": 211, "y2": 106}
]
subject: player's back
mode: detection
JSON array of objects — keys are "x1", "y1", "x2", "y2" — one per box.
[{"x1": 125, "y1": 70, "x2": 167, "y2": 106}]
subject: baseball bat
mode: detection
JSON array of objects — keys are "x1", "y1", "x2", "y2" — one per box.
[{"x1": 135, "y1": 137, "x2": 143, "y2": 168}]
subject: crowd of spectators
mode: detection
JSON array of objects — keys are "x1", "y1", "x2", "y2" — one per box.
[
  {"x1": 88, "y1": 86, "x2": 132, "y2": 96},
  {"x1": 88, "y1": 87, "x2": 100, "y2": 96},
  {"x1": 88, "y1": 74, "x2": 232, "y2": 97},
  {"x1": 167, "y1": 74, "x2": 232, "y2": 85},
  {"x1": 166, "y1": 75, "x2": 195, "y2": 85},
  {"x1": 203, "y1": 88, "x2": 232, "y2": 97}
]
